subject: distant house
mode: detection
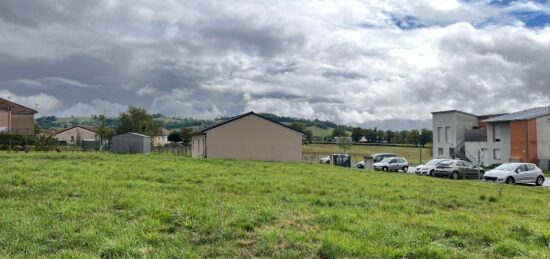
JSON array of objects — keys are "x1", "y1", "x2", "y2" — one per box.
[
  {"x1": 432, "y1": 107, "x2": 550, "y2": 169},
  {"x1": 152, "y1": 128, "x2": 171, "y2": 147},
  {"x1": 54, "y1": 126, "x2": 98, "y2": 145},
  {"x1": 359, "y1": 136, "x2": 368, "y2": 143},
  {"x1": 191, "y1": 112, "x2": 303, "y2": 161},
  {"x1": 0, "y1": 97, "x2": 38, "y2": 135},
  {"x1": 111, "y1": 133, "x2": 151, "y2": 154}
]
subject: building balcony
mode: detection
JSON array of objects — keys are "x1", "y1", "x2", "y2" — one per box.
[{"x1": 465, "y1": 129, "x2": 487, "y2": 142}]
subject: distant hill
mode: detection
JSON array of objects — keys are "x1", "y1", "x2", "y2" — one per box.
[{"x1": 35, "y1": 113, "x2": 354, "y2": 137}]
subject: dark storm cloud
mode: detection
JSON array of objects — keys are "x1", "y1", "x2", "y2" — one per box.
[{"x1": 0, "y1": 0, "x2": 549, "y2": 127}]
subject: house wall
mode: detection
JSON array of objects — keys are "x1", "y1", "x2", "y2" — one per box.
[
  {"x1": 465, "y1": 122, "x2": 510, "y2": 166},
  {"x1": 55, "y1": 127, "x2": 98, "y2": 144},
  {"x1": 432, "y1": 112, "x2": 478, "y2": 159},
  {"x1": 203, "y1": 115, "x2": 303, "y2": 161},
  {"x1": 510, "y1": 120, "x2": 538, "y2": 164},
  {"x1": 0, "y1": 111, "x2": 35, "y2": 134},
  {"x1": 536, "y1": 116, "x2": 550, "y2": 170},
  {"x1": 0, "y1": 111, "x2": 7, "y2": 130},
  {"x1": 191, "y1": 134, "x2": 206, "y2": 158}
]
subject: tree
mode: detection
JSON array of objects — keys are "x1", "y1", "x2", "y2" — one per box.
[
  {"x1": 332, "y1": 128, "x2": 347, "y2": 138},
  {"x1": 168, "y1": 131, "x2": 182, "y2": 143},
  {"x1": 116, "y1": 106, "x2": 164, "y2": 136},
  {"x1": 420, "y1": 128, "x2": 432, "y2": 146},
  {"x1": 180, "y1": 128, "x2": 193, "y2": 146},
  {"x1": 97, "y1": 114, "x2": 111, "y2": 145},
  {"x1": 33, "y1": 124, "x2": 41, "y2": 135},
  {"x1": 407, "y1": 129, "x2": 420, "y2": 146},
  {"x1": 304, "y1": 129, "x2": 313, "y2": 144},
  {"x1": 290, "y1": 121, "x2": 307, "y2": 133},
  {"x1": 351, "y1": 127, "x2": 363, "y2": 143},
  {"x1": 338, "y1": 137, "x2": 352, "y2": 153}
]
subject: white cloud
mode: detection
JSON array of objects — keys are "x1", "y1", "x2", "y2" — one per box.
[
  {"x1": 0, "y1": 90, "x2": 62, "y2": 115},
  {"x1": 136, "y1": 83, "x2": 157, "y2": 96},
  {"x1": 0, "y1": 0, "x2": 549, "y2": 127}
]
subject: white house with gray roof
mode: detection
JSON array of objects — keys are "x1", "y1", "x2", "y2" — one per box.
[{"x1": 433, "y1": 107, "x2": 550, "y2": 169}]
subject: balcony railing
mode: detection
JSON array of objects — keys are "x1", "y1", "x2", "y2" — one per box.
[{"x1": 465, "y1": 129, "x2": 487, "y2": 142}]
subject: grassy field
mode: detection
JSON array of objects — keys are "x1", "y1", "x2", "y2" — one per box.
[
  {"x1": 0, "y1": 152, "x2": 548, "y2": 258},
  {"x1": 304, "y1": 143, "x2": 432, "y2": 165}
]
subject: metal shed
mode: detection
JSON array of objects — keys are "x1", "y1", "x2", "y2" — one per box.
[{"x1": 111, "y1": 133, "x2": 151, "y2": 154}]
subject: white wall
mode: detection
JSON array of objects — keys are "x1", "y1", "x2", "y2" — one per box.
[
  {"x1": 537, "y1": 116, "x2": 550, "y2": 169},
  {"x1": 465, "y1": 122, "x2": 510, "y2": 166},
  {"x1": 432, "y1": 111, "x2": 479, "y2": 159}
]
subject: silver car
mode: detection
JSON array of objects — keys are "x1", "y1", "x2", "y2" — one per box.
[
  {"x1": 373, "y1": 157, "x2": 409, "y2": 172},
  {"x1": 483, "y1": 163, "x2": 545, "y2": 185}
]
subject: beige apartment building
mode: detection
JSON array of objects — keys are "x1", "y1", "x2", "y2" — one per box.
[
  {"x1": 191, "y1": 112, "x2": 304, "y2": 162},
  {"x1": 0, "y1": 97, "x2": 38, "y2": 134}
]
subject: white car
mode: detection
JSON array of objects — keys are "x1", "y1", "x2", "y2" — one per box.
[
  {"x1": 319, "y1": 156, "x2": 330, "y2": 164},
  {"x1": 414, "y1": 159, "x2": 449, "y2": 176},
  {"x1": 483, "y1": 163, "x2": 545, "y2": 185}
]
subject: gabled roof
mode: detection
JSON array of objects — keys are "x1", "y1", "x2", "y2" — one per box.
[
  {"x1": 0, "y1": 98, "x2": 38, "y2": 114},
  {"x1": 482, "y1": 106, "x2": 550, "y2": 122},
  {"x1": 54, "y1": 125, "x2": 99, "y2": 135},
  {"x1": 192, "y1": 111, "x2": 304, "y2": 136},
  {"x1": 431, "y1": 110, "x2": 478, "y2": 118}
]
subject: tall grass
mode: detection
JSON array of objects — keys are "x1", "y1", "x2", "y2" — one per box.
[{"x1": 0, "y1": 152, "x2": 548, "y2": 258}]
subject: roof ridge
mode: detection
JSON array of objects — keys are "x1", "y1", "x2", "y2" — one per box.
[{"x1": 192, "y1": 111, "x2": 304, "y2": 135}]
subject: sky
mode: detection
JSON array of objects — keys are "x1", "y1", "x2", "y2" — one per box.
[{"x1": 0, "y1": 0, "x2": 549, "y2": 129}]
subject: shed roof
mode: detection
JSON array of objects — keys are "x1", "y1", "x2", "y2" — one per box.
[
  {"x1": 115, "y1": 132, "x2": 151, "y2": 138},
  {"x1": 192, "y1": 111, "x2": 304, "y2": 136},
  {"x1": 482, "y1": 106, "x2": 550, "y2": 122},
  {"x1": 0, "y1": 98, "x2": 38, "y2": 114}
]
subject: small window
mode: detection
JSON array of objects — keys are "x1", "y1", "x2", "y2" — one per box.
[
  {"x1": 399, "y1": 158, "x2": 405, "y2": 163},
  {"x1": 437, "y1": 127, "x2": 443, "y2": 143},
  {"x1": 390, "y1": 159, "x2": 398, "y2": 164},
  {"x1": 526, "y1": 164, "x2": 536, "y2": 171},
  {"x1": 457, "y1": 162, "x2": 465, "y2": 167},
  {"x1": 493, "y1": 125, "x2": 501, "y2": 142},
  {"x1": 493, "y1": 149, "x2": 501, "y2": 160},
  {"x1": 445, "y1": 127, "x2": 451, "y2": 144},
  {"x1": 516, "y1": 165, "x2": 527, "y2": 172},
  {"x1": 71, "y1": 136, "x2": 75, "y2": 142},
  {"x1": 438, "y1": 148, "x2": 444, "y2": 156}
]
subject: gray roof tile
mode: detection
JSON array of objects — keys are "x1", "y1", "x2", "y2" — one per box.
[{"x1": 482, "y1": 106, "x2": 550, "y2": 122}]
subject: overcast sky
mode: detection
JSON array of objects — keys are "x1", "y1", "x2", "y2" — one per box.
[{"x1": 1, "y1": 0, "x2": 549, "y2": 129}]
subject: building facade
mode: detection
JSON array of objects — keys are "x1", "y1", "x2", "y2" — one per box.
[
  {"x1": 191, "y1": 112, "x2": 303, "y2": 162},
  {"x1": 54, "y1": 126, "x2": 99, "y2": 145},
  {"x1": 432, "y1": 107, "x2": 550, "y2": 169},
  {"x1": 0, "y1": 98, "x2": 38, "y2": 134}
]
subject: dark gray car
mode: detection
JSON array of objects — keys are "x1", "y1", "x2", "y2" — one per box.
[{"x1": 433, "y1": 160, "x2": 485, "y2": 180}]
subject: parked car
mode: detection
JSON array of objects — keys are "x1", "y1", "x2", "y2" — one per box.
[
  {"x1": 373, "y1": 153, "x2": 397, "y2": 163},
  {"x1": 319, "y1": 155, "x2": 331, "y2": 164},
  {"x1": 414, "y1": 159, "x2": 449, "y2": 176},
  {"x1": 483, "y1": 163, "x2": 545, "y2": 185},
  {"x1": 433, "y1": 160, "x2": 485, "y2": 180},
  {"x1": 373, "y1": 157, "x2": 409, "y2": 172},
  {"x1": 357, "y1": 153, "x2": 397, "y2": 169}
]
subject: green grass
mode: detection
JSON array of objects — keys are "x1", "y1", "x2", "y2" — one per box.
[
  {"x1": 0, "y1": 152, "x2": 549, "y2": 258},
  {"x1": 304, "y1": 144, "x2": 432, "y2": 165}
]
